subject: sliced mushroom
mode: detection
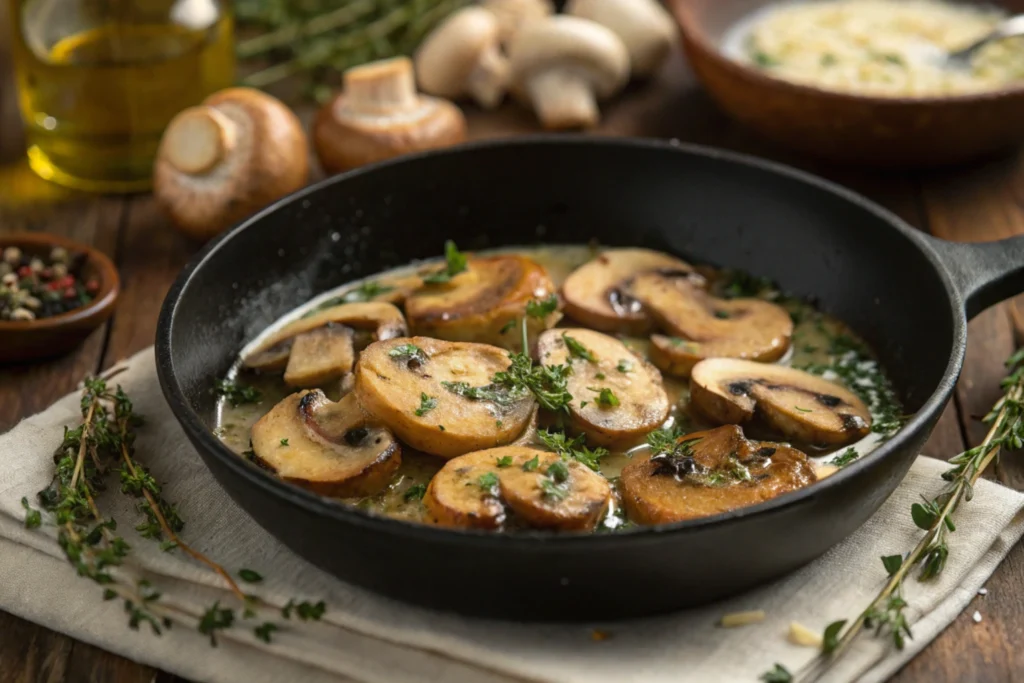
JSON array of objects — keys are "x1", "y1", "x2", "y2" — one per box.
[
  {"x1": 626, "y1": 271, "x2": 792, "y2": 377},
  {"x1": 423, "y1": 448, "x2": 510, "y2": 529},
  {"x1": 250, "y1": 391, "x2": 401, "y2": 497},
  {"x1": 689, "y1": 358, "x2": 873, "y2": 447},
  {"x1": 283, "y1": 326, "x2": 355, "y2": 388},
  {"x1": 424, "y1": 446, "x2": 611, "y2": 531},
  {"x1": 565, "y1": 0, "x2": 677, "y2": 79},
  {"x1": 405, "y1": 254, "x2": 560, "y2": 351},
  {"x1": 353, "y1": 337, "x2": 535, "y2": 458},
  {"x1": 561, "y1": 248, "x2": 703, "y2": 335},
  {"x1": 415, "y1": 7, "x2": 510, "y2": 108},
  {"x1": 243, "y1": 302, "x2": 407, "y2": 382},
  {"x1": 508, "y1": 16, "x2": 630, "y2": 129},
  {"x1": 620, "y1": 425, "x2": 816, "y2": 524},
  {"x1": 499, "y1": 451, "x2": 612, "y2": 531},
  {"x1": 537, "y1": 328, "x2": 669, "y2": 447}
]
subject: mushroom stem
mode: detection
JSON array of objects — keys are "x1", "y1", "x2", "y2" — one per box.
[
  {"x1": 525, "y1": 69, "x2": 599, "y2": 129},
  {"x1": 466, "y1": 47, "x2": 511, "y2": 109},
  {"x1": 343, "y1": 57, "x2": 419, "y2": 115},
  {"x1": 162, "y1": 107, "x2": 237, "y2": 175}
]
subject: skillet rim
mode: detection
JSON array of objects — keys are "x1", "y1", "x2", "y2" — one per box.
[{"x1": 156, "y1": 135, "x2": 966, "y2": 548}]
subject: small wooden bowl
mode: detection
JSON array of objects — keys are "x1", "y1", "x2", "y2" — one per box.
[
  {"x1": 0, "y1": 233, "x2": 119, "y2": 363},
  {"x1": 669, "y1": 0, "x2": 1024, "y2": 166}
]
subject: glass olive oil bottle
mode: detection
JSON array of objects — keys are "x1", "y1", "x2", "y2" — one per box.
[{"x1": 8, "y1": 0, "x2": 235, "y2": 192}]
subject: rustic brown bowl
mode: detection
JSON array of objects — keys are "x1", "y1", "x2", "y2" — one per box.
[
  {"x1": 669, "y1": 0, "x2": 1024, "y2": 166},
  {"x1": 0, "y1": 233, "x2": 119, "y2": 363}
]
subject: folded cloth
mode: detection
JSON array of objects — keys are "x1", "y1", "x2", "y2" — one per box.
[{"x1": 1, "y1": 348, "x2": 1022, "y2": 683}]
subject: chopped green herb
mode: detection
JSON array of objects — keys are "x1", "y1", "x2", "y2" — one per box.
[
  {"x1": 546, "y1": 460, "x2": 570, "y2": 483},
  {"x1": 617, "y1": 359, "x2": 633, "y2": 373},
  {"x1": 522, "y1": 455, "x2": 540, "y2": 472},
  {"x1": 526, "y1": 294, "x2": 559, "y2": 319},
  {"x1": 213, "y1": 379, "x2": 262, "y2": 407},
  {"x1": 540, "y1": 478, "x2": 569, "y2": 501},
  {"x1": 415, "y1": 393, "x2": 437, "y2": 417},
  {"x1": 590, "y1": 387, "x2": 620, "y2": 408},
  {"x1": 831, "y1": 447, "x2": 860, "y2": 468},
  {"x1": 389, "y1": 343, "x2": 427, "y2": 365},
  {"x1": 719, "y1": 269, "x2": 775, "y2": 299},
  {"x1": 499, "y1": 319, "x2": 516, "y2": 335},
  {"x1": 536, "y1": 429, "x2": 608, "y2": 471},
  {"x1": 339, "y1": 280, "x2": 394, "y2": 304},
  {"x1": 404, "y1": 483, "x2": 427, "y2": 501},
  {"x1": 279, "y1": 438, "x2": 289, "y2": 446},
  {"x1": 751, "y1": 50, "x2": 780, "y2": 68},
  {"x1": 496, "y1": 455, "x2": 514, "y2": 468},
  {"x1": 254, "y1": 622, "x2": 278, "y2": 643},
  {"x1": 821, "y1": 53, "x2": 838, "y2": 67},
  {"x1": 760, "y1": 664, "x2": 793, "y2": 683},
  {"x1": 496, "y1": 420, "x2": 503, "y2": 428},
  {"x1": 580, "y1": 400, "x2": 589, "y2": 408},
  {"x1": 438, "y1": 425, "x2": 446, "y2": 432},
  {"x1": 477, "y1": 471, "x2": 500, "y2": 492},
  {"x1": 563, "y1": 333, "x2": 596, "y2": 362},
  {"x1": 491, "y1": 350, "x2": 573, "y2": 413},
  {"x1": 794, "y1": 406, "x2": 812, "y2": 413},
  {"x1": 442, "y1": 380, "x2": 528, "y2": 407},
  {"x1": 422, "y1": 240, "x2": 468, "y2": 284},
  {"x1": 595, "y1": 372, "x2": 606, "y2": 380},
  {"x1": 21, "y1": 497, "x2": 41, "y2": 529},
  {"x1": 238, "y1": 569, "x2": 263, "y2": 583},
  {"x1": 713, "y1": 310, "x2": 731, "y2": 320}
]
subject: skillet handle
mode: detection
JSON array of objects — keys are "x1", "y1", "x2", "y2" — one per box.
[{"x1": 925, "y1": 234, "x2": 1024, "y2": 320}]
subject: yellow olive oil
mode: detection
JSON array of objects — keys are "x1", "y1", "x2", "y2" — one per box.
[{"x1": 8, "y1": 0, "x2": 235, "y2": 192}]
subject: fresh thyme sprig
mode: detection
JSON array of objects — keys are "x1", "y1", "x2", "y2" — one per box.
[
  {"x1": 764, "y1": 348, "x2": 1024, "y2": 683},
  {"x1": 24, "y1": 378, "x2": 325, "y2": 646}
]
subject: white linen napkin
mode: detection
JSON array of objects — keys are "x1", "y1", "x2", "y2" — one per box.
[{"x1": 1, "y1": 348, "x2": 1022, "y2": 683}]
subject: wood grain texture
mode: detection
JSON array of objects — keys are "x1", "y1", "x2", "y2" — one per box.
[{"x1": 0, "y1": 33, "x2": 1022, "y2": 683}]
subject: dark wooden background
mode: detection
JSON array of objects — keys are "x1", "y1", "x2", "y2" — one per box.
[{"x1": 2, "y1": 5, "x2": 1024, "y2": 682}]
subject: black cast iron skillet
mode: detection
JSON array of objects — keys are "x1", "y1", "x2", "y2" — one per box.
[{"x1": 156, "y1": 137, "x2": 1024, "y2": 621}]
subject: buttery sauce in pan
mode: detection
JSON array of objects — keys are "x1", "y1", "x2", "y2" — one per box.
[{"x1": 216, "y1": 246, "x2": 904, "y2": 532}]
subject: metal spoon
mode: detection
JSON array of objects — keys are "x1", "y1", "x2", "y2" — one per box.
[{"x1": 944, "y1": 14, "x2": 1024, "y2": 68}]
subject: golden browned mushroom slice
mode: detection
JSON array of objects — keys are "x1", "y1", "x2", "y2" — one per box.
[
  {"x1": 423, "y1": 448, "x2": 510, "y2": 529},
  {"x1": 283, "y1": 326, "x2": 355, "y2": 388},
  {"x1": 243, "y1": 301, "x2": 407, "y2": 379},
  {"x1": 620, "y1": 425, "x2": 816, "y2": 524},
  {"x1": 498, "y1": 450, "x2": 612, "y2": 531},
  {"x1": 689, "y1": 358, "x2": 872, "y2": 447},
  {"x1": 353, "y1": 337, "x2": 535, "y2": 458},
  {"x1": 537, "y1": 328, "x2": 669, "y2": 447},
  {"x1": 424, "y1": 446, "x2": 611, "y2": 531},
  {"x1": 250, "y1": 390, "x2": 401, "y2": 497},
  {"x1": 405, "y1": 254, "x2": 560, "y2": 351},
  {"x1": 626, "y1": 271, "x2": 793, "y2": 378},
  {"x1": 561, "y1": 248, "x2": 703, "y2": 335}
]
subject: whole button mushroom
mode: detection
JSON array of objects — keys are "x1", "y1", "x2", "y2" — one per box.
[
  {"x1": 508, "y1": 16, "x2": 629, "y2": 129},
  {"x1": 566, "y1": 0, "x2": 678, "y2": 79},
  {"x1": 313, "y1": 57, "x2": 467, "y2": 174},
  {"x1": 154, "y1": 88, "x2": 309, "y2": 242},
  {"x1": 415, "y1": 7, "x2": 510, "y2": 109}
]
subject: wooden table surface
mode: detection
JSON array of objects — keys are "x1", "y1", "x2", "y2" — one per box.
[{"x1": 3, "y1": 17, "x2": 1024, "y2": 683}]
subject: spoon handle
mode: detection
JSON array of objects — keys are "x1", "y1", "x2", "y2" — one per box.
[{"x1": 948, "y1": 14, "x2": 1024, "y2": 63}]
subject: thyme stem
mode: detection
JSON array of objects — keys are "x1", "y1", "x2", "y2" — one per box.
[{"x1": 772, "y1": 350, "x2": 1024, "y2": 683}]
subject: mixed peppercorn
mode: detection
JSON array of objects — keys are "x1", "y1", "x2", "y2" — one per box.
[{"x1": 0, "y1": 245, "x2": 98, "y2": 322}]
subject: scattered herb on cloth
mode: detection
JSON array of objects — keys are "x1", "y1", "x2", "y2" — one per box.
[{"x1": 21, "y1": 377, "x2": 325, "y2": 646}]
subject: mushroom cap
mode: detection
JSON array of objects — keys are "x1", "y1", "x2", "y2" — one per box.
[
  {"x1": 415, "y1": 7, "x2": 501, "y2": 98},
  {"x1": 565, "y1": 0, "x2": 677, "y2": 77},
  {"x1": 250, "y1": 391, "x2": 401, "y2": 498},
  {"x1": 481, "y1": 0, "x2": 555, "y2": 46},
  {"x1": 154, "y1": 87, "x2": 309, "y2": 242},
  {"x1": 689, "y1": 358, "x2": 873, "y2": 447},
  {"x1": 620, "y1": 425, "x2": 817, "y2": 524},
  {"x1": 314, "y1": 58, "x2": 467, "y2": 174},
  {"x1": 537, "y1": 328, "x2": 669, "y2": 447},
  {"x1": 508, "y1": 15, "x2": 630, "y2": 99}
]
